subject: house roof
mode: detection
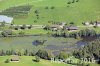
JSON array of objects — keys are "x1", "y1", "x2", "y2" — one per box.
[
  {"x1": 0, "y1": 15, "x2": 13, "y2": 23},
  {"x1": 96, "y1": 21, "x2": 100, "y2": 24},
  {"x1": 50, "y1": 25, "x2": 59, "y2": 28},
  {"x1": 11, "y1": 55, "x2": 20, "y2": 61},
  {"x1": 66, "y1": 26, "x2": 78, "y2": 30}
]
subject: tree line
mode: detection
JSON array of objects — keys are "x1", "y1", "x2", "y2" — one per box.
[
  {"x1": 47, "y1": 29, "x2": 97, "y2": 39},
  {"x1": 73, "y1": 38, "x2": 100, "y2": 64},
  {"x1": 0, "y1": 30, "x2": 25, "y2": 37}
]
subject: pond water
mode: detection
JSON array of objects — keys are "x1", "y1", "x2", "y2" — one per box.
[{"x1": 0, "y1": 35, "x2": 93, "y2": 55}]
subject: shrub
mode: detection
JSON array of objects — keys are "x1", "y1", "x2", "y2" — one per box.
[
  {"x1": 1, "y1": 30, "x2": 13, "y2": 37},
  {"x1": 56, "y1": 52, "x2": 69, "y2": 60},
  {"x1": 67, "y1": 1, "x2": 71, "y2": 4},
  {"x1": 5, "y1": 59, "x2": 10, "y2": 63},
  {"x1": 20, "y1": 24, "x2": 26, "y2": 30},
  {"x1": 51, "y1": 6, "x2": 55, "y2": 9},
  {"x1": 35, "y1": 56, "x2": 40, "y2": 62},
  {"x1": 36, "y1": 49, "x2": 51, "y2": 60},
  {"x1": 18, "y1": 31, "x2": 25, "y2": 36}
]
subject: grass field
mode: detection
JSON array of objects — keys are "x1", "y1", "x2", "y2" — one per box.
[
  {"x1": 0, "y1": 56, "x2": 70, "y2": 66},
  {"x1": 0, "y1": 0, "x2": 100, "y2": 66},
  {"x1": 13, "y1": 28, "x2": 49, "y2": 35},
  {"x1": 0, "y1": 56, "x2": 99, "y2": 66},
  {"x1": 0, "y1": 0, "x2": 100, "y2": 25}
]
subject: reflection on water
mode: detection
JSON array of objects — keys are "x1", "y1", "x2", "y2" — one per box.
[
  {"x1": 32, "y1": 40, "x2": 47, "y2": 46},
  {"x1": 76, "y1": 41, "x2": 87, "y2": 47}
]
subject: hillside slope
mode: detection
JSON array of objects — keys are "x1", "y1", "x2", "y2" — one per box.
[{"x1": 0, "y1": 0, "x2": 100, "y2": 25}]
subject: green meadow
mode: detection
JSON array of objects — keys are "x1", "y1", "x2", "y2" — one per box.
[
  {"x1": 0, "y1": 0, "x2": 100, "y2": 66},
  {"x1": 0, "y1": 56, "x2": 70, "y2": 66},
  {"x1": 0, "y1": 0, "x2": 100, "y2": 25},
  {"x1": 0, "y1": 56, "x2": 99, "y2": 66}
]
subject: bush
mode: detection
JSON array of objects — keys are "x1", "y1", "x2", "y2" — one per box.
[
  {"x1": 72, "y1": 0, "x2": 75, "y2": 3},
  {"x1": 56, "y1": 52, "x2": 69, "y2": 60},
  {"x1": 45, "y1": 6, "x2": 49, "y2": 9},
  {"x1": 36, "y1": 49, "x2": 51, "y2": 60},
  {"x1": 18, "y1": 31, "x2": 25, "y2": 36},
  {"x1": 35, "y1": 56, "x2": 40, "y2": 62},
  {"x1": 76, "y1": 0, "x2": 79, "y2": 2},
  {"x1": 51, "y1": 6, "x2": 55, "y2": 9},
  {"x1": 20, "y1": 24, "x2": 26, "y2": 30},
  {"x1": 5, "y1": 59, "x2": 10, "y2": 63},
  {"x1": 67, "y1": 1, "x2": 71, "y2": 4},
  {"x1": 15, "y1": 26, "x2": 19, "y2": 30},
  {"x1": 1, "y1": 30, "x2": 13, "y2": 37},
  {"x1": 28, "y1": 25, "x2": 32, "y2": 29}
]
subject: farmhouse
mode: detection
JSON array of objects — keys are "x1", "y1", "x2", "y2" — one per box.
[
  {"x1": 66, "y1": 26, "x2": 78, "y2": 31},
  {"x1": 50, "y1": 22, "x2": 66, "y2": 31},
  {"x1": 94, "y1": 21, "x2": 100, "y2": 26},
  {"x1": 10, "y1": 55, "x2": 20, "y2": 62},
  {"x1": 58, "y1": 22, "x2": 66, "y2": 28},
  {"x1": 50, "y1": 25, "x2": 59, "y2": 31},
  {"x1": 0, "y1": 15, "x2": 13, "y2": 24}
]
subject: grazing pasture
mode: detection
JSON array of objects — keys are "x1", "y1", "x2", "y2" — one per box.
[
  {"x1": 0, "y1": 56, "x2": 70, "y2": 66},
  {"x1": 0, "y1": 56, "x2": 99, "y2": 66},
  {"x1": 0, "y1": 0, "x2": 100, "y2": 25}
]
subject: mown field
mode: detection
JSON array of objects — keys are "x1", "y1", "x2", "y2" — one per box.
[
  {"x1": 0, "y1": 56, "x2": 99, "y2": 66},
  {"x1": 0, "y1": 0, "x2": 100, "y2": 25},
  {"x1": 0, "y1": 56, "x2": 70, "y2": 66}
]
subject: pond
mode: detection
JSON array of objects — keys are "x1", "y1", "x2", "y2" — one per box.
[{"x1": 0, "y1": 35, "x2": 94, "y2": 55}]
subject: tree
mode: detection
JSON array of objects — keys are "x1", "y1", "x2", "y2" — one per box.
[
  {"x1": 35, "y1": 56, "x2": 40, "y2": 62},
  {"x1": 29, "y1": 52, "x2": 35, "y2": 56},
  {"x1": 56, "y1": 52, "x2": 69, "y2": 60},
  {"x1": 90, "y1": 21, "x2": 94, "y2": 25},
  {"x1": 20, "y1": 24, "x2": 26, "y2": 30},
  {"x1": 76, "y1": 0, "x2": 79, "y2": 2},
  {"x1": 72, "y1": 0, "x2": 75, "y2": 3},
  {"x1": 18, "y1": 31, "x2": 25, "y2": 36},
  {"x1": 70, "y1": 22, "x2": 74, "y2": 25},
  {"x1": 73, "y1": 38, "x2": 100, "y2": 62},
  {"x1": 47, "y1": 51, "x2": 54, "y2": 60},
  {"x1": 34, "y1": 10, "x2": 39, "y2": 14},
  {"x1": 67, "y1": 1, "x2": 71, "y2": 4},
  {"x1": 1, "y1": 30, "x2": 13, "y2": 37},
  {"x1": 0, "y1": 49, "x2": 5, "y2": 56},
  {"x1": 6, "y1": 50, "x2": 10, "y2": 55},
  {"x1": 34, "y1": 20, "x2": 37, "y2": 23},
  {"x1": 45, "y1": 6, "x2": 49, "y2": 9},
  {"x1": 15, "y1": 26, "x2": 19, "y2": 30},
  {"x1": 17, "y1": 51, "x2": 22, "y2": 56},
  {"x1": 51, "y1": 6, "x2": 55, "y2": 9},
  {"x1": 0, "y1": 22, "x2": 5, "y2": 27},
  {"x1": 94, "y1": 25, "x2": 98, "y2": 28},
  {"x1": 24, "y1": 49, "x2": 28, "y2": 56},
  {"x1": 36, "y1": 49, "x2": 50, "y2": 60},
  {"x1": 28, "y1": 25, "x2": 32, "y2": 29}
]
